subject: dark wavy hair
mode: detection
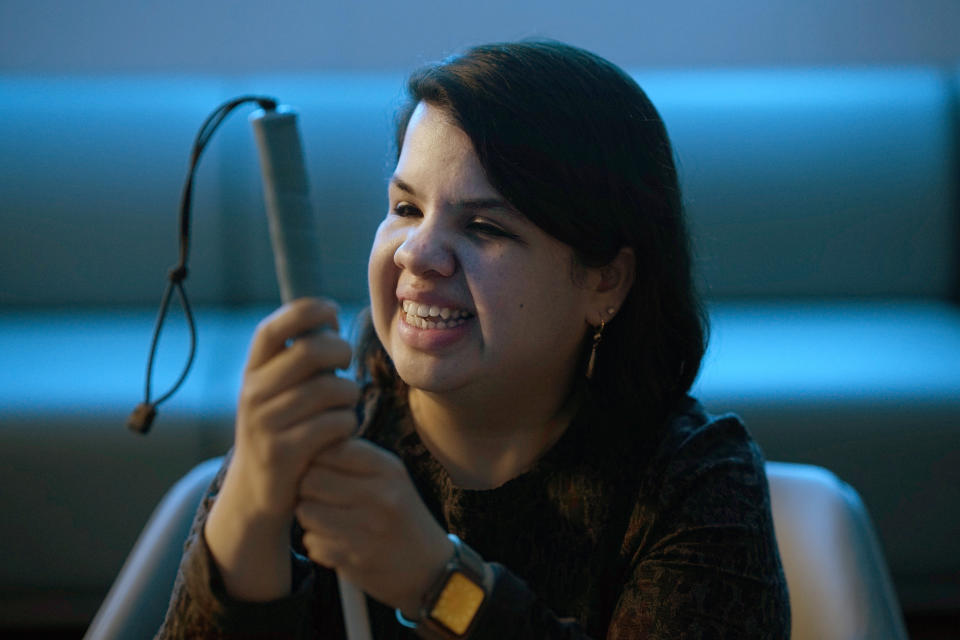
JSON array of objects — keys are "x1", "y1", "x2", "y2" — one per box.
[{"x1": 358, "y1": 41, "x2": 707, "y2": 423}]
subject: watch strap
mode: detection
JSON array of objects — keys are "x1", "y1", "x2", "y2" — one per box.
[{"x1": 396, "y1": 533, "x2": 490, "y2": 638}]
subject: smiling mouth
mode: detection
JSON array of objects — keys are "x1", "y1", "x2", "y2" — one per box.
[{"x1": 401, "y1": 299, "x2": 474, "y2": 329}]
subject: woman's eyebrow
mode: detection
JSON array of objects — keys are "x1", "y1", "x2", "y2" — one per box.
[
  {"x1": 454, "y1": 197, "x2": 517, "y2": 215},
  {"x1": 390, "y1": 175, "x2": 518, "y2": 216},
  {"x1": 390, "y1": 176, "x2": 418, "y2": 197}
]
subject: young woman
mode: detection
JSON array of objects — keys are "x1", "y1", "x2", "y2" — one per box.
[{"x1": 158, "y1": 41, "x2": 790, "y2": 638}]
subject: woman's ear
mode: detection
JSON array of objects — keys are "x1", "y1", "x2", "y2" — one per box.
[{"x1": 589, "y1": 247, "x2": 635, "y2": 324}]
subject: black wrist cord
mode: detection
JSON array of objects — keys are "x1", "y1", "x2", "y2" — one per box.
[{"x1": 127, "y1": 96, "x2": 279, "y2": 434}]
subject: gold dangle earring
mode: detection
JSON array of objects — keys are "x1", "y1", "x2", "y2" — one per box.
[
  {"x1": 586, "y1": 308, "x2": 616, "y2": 380},
  {"x1": 586, "y1": 320, "x2": 605, "y2": 380}
]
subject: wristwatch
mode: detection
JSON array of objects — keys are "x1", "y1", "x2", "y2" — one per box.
[{"x1": 396, "y1": 533, "x2": 491, "y2": 638}]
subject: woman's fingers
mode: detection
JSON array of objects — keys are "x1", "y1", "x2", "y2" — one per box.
[
  {"x1": 296, "y1": 441, "x2": 405, "y2": 519},
  {"x1": 296, "y1": 499, "x2": 360, "y2": 534},
  {"x1": 282, "y1": 408, "x2": 360, "y2": 462},
  {"x1": 256, "y1": 373, "x2": 359, "y2": 430},
  {"x1": 300, "y1": 530, "x2": 365, "y2": 571},
  {"x1": 253, "y1": 330, "x2": 353, "y2": 395},
  {"x1": 296, "y1": 500, "x2": 381, "y2": 567},
  {"x1": 298, "y1": 458, "x2": 369, "y2": 506},
  {"x1": 313, "y1": 437, "x2": 398, "y2": 476},
  {"x1": 245, "y1": 298, "x2": 341, "y2": 371}
]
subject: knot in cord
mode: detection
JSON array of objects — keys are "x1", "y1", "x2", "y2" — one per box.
[{"x1": 168, "y1": 265, "x2": 188, "y2": 283}]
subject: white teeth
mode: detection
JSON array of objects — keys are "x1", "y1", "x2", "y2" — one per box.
[
  {"x1": 403, "y1": 310, "x2": 468, "y2": 330},
  {"x1": 401, "y1": 300, "x2": 471, "y2": 322}
]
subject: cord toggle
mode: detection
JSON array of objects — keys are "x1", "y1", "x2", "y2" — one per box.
[
  {"x1": 167, "y1": 265, "x2": 188, "y2": 283},
  {"x1": 126, "y1": 402, "x2": 157, "y2": 434}
]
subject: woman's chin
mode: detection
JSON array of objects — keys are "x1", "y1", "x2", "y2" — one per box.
[{"x1": 394, "y1": 360, "x2": 469, "y2": 394}]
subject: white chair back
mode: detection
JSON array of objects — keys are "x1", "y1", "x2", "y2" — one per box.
[{"x1": 766, "y1": 462, "x2": 908, "y2": 640}]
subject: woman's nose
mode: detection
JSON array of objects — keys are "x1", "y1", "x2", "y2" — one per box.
[{"x1": 393, "y1": 220, "x2": 457, "y2": 278}]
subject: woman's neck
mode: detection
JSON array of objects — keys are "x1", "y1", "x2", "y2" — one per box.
[{"x1": 407, "y1": 384, "x2": 582, "y2": 490}]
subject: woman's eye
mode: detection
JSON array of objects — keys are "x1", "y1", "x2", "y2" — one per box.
[
  {"x1": 467, "y1": 219, "x2": 516, "y2": 239},
  {"x1": 392, "y1": 202, "x2": 421, "y2": 217}
]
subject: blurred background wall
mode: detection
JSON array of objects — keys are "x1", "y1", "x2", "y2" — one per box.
[{"x1": 2, "y1": 0, "x2": 960, "y2": 74}]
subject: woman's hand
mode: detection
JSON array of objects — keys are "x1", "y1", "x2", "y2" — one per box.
[
  {"x1": 296, "y1": 438, "x2": 454, "y2": 617},
  {"x1": 205, "y1": 298, "x2": 360, "y2": 601},
  {"x1": 228, "y1": 297, "x2": 359, "y2": 521}
]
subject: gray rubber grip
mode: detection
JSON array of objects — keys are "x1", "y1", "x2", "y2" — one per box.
[{"x1": 249, "y1": 108, "x2": 322, "y2": 303}]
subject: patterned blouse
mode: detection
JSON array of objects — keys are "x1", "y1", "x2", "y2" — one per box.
[{"x1": 156, "y1": 391, "x2": 790, "y2": 638}]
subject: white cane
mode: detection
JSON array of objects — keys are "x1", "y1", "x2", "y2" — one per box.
[{"x1": 250, "y1": 106, "x2": 373, "y2": 640}]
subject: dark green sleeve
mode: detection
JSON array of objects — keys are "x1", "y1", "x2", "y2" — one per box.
[{"x1": 153, "y1": 454, "x2": 346, "y2": 639}]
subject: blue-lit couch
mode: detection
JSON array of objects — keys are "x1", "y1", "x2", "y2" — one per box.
[{"x1": 1, "y1": 68, "x2": 958, "y2": 628}]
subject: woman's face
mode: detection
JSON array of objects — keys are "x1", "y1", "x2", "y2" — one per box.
[{"x1": 368, "y1": 103, "x2": 595, "y2": 400}]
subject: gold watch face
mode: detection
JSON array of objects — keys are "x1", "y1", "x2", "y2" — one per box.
[{"x1": 429, "y1": 570, "x2": 486, "y2": 635}]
